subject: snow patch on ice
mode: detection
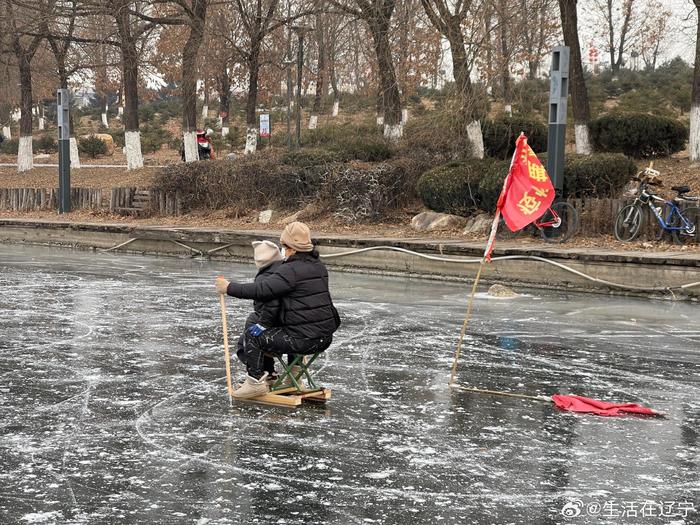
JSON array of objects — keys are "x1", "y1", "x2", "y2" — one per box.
[
  {"x1": 365, "y1": 469, "x2": 395, "y2": 479},
  {"x1": 22, "y1": 511, "x2": 63, "y2": 523}
]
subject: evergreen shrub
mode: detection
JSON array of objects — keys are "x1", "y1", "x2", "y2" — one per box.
[
  {"x1": 589, "y1": 114, "x2": 687, "y2": 158},
  {"x1": 78, "y1": 135, "x2": 108, "y2": 158},
  {"x1": 482, "y1": 116, "x2": 548, "y2": 159}
]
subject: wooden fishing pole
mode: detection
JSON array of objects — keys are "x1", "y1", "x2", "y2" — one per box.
[{"x1": 219, "y1": 290, "x2": 234, "y2": 406}]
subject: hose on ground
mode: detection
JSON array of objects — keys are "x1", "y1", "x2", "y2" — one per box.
[
  {"x1": 319, "y1": 245, "x2": 700, "y2": 292},
  {"x1": 97, "y1": 238, "x2": 700, "y2": 293}
]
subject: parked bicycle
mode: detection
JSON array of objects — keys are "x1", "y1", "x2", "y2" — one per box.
[
  {"x1": 497, "y1": 200, "x2": 579, "y2": 243},
  {"x1": 613, "y1": 167, "x2": 700, "y2": 245}
]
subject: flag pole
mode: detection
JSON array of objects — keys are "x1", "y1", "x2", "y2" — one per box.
[
  {"x1": 448, "y1": 136, "x2": 522, "y2": 387},
  {"x1": 447, "y1": 256, "x2": 487, "y2": 386}
]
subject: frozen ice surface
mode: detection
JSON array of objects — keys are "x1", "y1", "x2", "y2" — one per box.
[{"x1": 0, "y1": 245, "x2": 698, "y2": 524}]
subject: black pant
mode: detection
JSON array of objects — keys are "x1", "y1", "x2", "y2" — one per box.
[
  {"x1": 237, "y1": 312, "x2": 276, "y2": 375},
  {"x1": 240, "y1": 327, "x2": 332, "y2": 379}
]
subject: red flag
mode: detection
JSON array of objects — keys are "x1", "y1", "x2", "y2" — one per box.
[
  {"x1": 483, "y1": 133, "x2": 554, "y2": 262},
  {"x1": 551, "y1": 395, "x2": 662, "y2": 417},
  {"x1": 499, "y1": 134, "x2": 555, "y2": 232}
]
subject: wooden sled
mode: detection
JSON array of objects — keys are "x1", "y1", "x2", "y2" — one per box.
[{"x1": 242, "y1": 352, "x2": 331, "y2": 408}]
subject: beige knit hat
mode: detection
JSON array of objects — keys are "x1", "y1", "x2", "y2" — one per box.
[
  {"x1": 280, "y1": 221, "x2": 313, "y2": 252},
  {"x1": 252, "y1": 240, "x2": 283, "y2": 269}
]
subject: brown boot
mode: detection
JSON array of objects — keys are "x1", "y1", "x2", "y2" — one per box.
[{"x1": 232, "y1": 372, "x2": 269, "y2": 399}]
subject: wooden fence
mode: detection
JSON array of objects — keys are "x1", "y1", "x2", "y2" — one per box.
[
  {"x1": 0, "y1": 190, "x2": 689, "y2": 237},
  {"x1": 0, "y1": 188, "x2": 103, "y2": 212},
  {"x1": 566, "y1": 197, "x2": 693, "y2": 240},
  {"x1": 0, "y1": 187, "x2": 182, "y2": 215}
]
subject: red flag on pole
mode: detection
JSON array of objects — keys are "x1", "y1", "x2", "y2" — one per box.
[{"x1": 483, "y1": 133, "x2": 555, "y2": 261}]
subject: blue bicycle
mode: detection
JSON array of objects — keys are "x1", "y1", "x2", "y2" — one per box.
[{"x1": 614, "y1": 168, "x2": 700, "y2": 245}]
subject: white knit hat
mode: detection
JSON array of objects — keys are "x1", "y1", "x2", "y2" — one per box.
[{"x1": 252, "y1": 240, "x2": 283, "y2": 269}]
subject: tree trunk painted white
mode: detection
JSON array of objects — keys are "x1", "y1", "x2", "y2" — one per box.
[
  {"x1": 401, "y1": 108, "x2": 409, "y2": 124},
  {"x1": 383, "y1": 123, "x2": 403, "y2": 141},
  {"x1": 332, "y1": 100, "x2": 339, "y2": 117},
  {"x1": 118, "y1": 106, "x2": 124, "y2": 117},
  {"x1": 221, "y1": 126, "x2": 229, "y2": 137},
  {"x1": 467, "y1": 120, "x2": 485, "y2": 159},
  {"x1": 376, "y1": 116, "x2": 384, "y2": 126},
  {"x1": 217, "y1": 116, "x2": 223, "y2": 127},
  {"x1": 69, "y1": 137, "x2": 81, "y2": 169},
  {"x1": 2, "y1": 126, "x2": 11, "y2": 139},
  {"x1": 504, "y1": 104, "x2": 513, "y2": 116},
  {"x1": 38, "y1": 117, "x2": 45, "y2": 131},
  {"x1": 308, "y1": 115, "x2": 318, "y2": 129},
  {"x1": 244, "y1": 128, "x2": 257, "y2": 154},
  {"x1": 574, "y1": 123, "x2": 593, "y2": 155},
  {"x1": 690, "y1": 105, "x2": 700, "y2": 161},
  {"x1": 101, "y1": 112, "x2": 109, "y2": 128},
  {"x1": 17, "y1": 136, "x2": 33, "y2": 172},
  {"x1": 202, "y1": 104, "x2": 209, "y2": 119},
  {"x1": 125, "y1": 131, "x2": 144, "y2": 170},
  {"x1": 183, "y1": 131, "x2": 199, "y2": 162}
]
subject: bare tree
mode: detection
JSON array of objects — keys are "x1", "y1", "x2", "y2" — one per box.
[
  {"x1": 558, "y1": 0, "x2": 591, "y2": 154},
  {"x1": 331, "y1": 0, "x2": 403, "y2": 140},
  {"x1": 591, "y1": 0, "x2": 641, "y2": 72},
  {"x1": 228, "y1": 0, "x2": 281, "y2": 153},
  {"x1": 636, "y1": 0, "x2": 671, "y2": 71},
  {"x1": 43, "y1": 0, "x2": 85, "y2": 167},
  {"x1": 421, "y1": 0, "x2": 489, "y2": 156},
  {"x1": 690, "y1": 0, "x2": 700, "y2": 161},
  {"x1": 517, "y1": 0, "x2": 558, "y2": 79},
  {"x1": 208, "y1": 5, "x2": 243, "y2": 137},
  {"x1": 2, "y1": 0, "x2": 55, "y2": 172},
  {"x1": 79, "y1": 0, "x2": 159, "y2": 169},
  {"x1": 309, "y1": 7, "x2": 326, "y2": 129}
]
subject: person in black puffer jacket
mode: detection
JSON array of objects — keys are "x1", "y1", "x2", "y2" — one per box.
[{"x1": 215, "y1": 222, "x2": 340, "y2": 399}]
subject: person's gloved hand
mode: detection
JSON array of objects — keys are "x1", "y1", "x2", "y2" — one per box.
[
  {"x1": 247, "y1": 324, "x2": 267, "y2": 337},
  {"x1": 215, "y1": 276, "x2": 230, "y2": 295}
]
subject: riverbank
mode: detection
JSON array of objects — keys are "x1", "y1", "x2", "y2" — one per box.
[{"x1": 1, "y1": 218, "x2": 698, "y2": 300}]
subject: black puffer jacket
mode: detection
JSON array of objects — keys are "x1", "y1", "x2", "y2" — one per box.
[{"x1": 227, "y1": 250, "x2": 339, "y2": 339}]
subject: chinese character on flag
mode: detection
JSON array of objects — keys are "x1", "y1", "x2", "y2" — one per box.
[
  {"x1": 483, "y1": 133, "x2": 554, "y2": 261},
  {"x1": 499, "y1": 134, "x2": 554, "y2": 231}
]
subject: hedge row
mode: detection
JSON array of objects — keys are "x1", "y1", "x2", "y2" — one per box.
[
  {"x1": 400, "y1": 113, "x2": 548, "y2": 162},
  {"x1": 0, "y1": 135, "x2": 59, "y2": 155},
  {"x1": 153, "y1": 153, "x2": 429, "y2": 223},
  {"x1": 589, "y1": 114, "x2": 687, "y2": 158},
  {"x1": 417, "y1": 153, "x2": 636, "y2": 216},
  {"x1": 404, "y1": 111, "x2": 686, "y2": 162}
]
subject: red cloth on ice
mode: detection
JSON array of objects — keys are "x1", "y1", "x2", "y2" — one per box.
[{"x1": 551, "y1": 395, "x2": 661, "y2": 417}]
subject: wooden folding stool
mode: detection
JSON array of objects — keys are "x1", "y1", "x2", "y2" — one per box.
[{"x1": 248, "y1": 352, "x2": 331, "y2": 407}]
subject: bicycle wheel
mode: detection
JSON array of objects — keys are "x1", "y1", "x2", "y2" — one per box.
[
  {"x1": 614, "y1": 204, "x2": 643, "y2": 242},
  {"x1": 539, "y1": 201, "x2": 579, "y2": 243},
  {"x1": 672, "y1": 206, "x2": 700, "y2": 245},
  {"x1": 496, "y1": 216, "x2": 522, "y2": 240}
]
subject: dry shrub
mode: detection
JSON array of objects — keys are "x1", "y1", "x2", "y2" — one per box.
[
  {"x1": 320, "y1": 159, "x2": 426, "y2": 223},
  {"x1": 153, "y1": 152, "x2": 428, "y2": 223}
]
